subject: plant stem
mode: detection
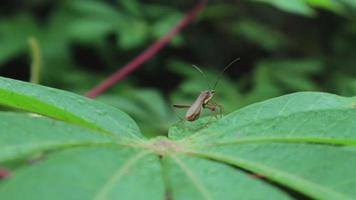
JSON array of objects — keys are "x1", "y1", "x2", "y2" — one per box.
[
  {"x1": 85, "y1": 0, "x2": 208, "y2": 98},
  {"x1": 28, "y1": 37, "x2": 42, "y2": 84}
]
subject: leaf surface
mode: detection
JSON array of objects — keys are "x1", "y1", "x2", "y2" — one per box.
[
  {"x1": 163, "y1": 154, "x2": 292, "y2": 200},
  {"x1": 0, "y1": 77, "x2": 142, "y2": 139},
  {"x1": 187, "y1": 92, "x2": 355, "y2": 143},
  {"x1": 0, "y1": 147, "x2": 164, "y2": 200},
  {"x1": 0, "y1": 112, "x2": 112, "y2": 163},
  {"x1": 182, "y1": 92, "x2": 356, "y2": 199}
]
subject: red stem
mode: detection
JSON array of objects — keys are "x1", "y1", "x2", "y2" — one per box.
[
  {"x1": 85, "y1": 0, "x2": 208, "y2": 98},
  {"x1": 0, "y1": 168, "x2": 10, "y2": 179}
]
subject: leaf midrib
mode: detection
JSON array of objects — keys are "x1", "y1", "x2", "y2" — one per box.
[
  {"x1": 188, "y1": 150, "x2": 353, "y2": 200},
  {"x1": 196, "y1": 137, "x2": 356, "y2": 147},
  {"x1": 170, "y1": 155, "x2": 212, "y2": 200},
  {"x1": 94, "y1": 151, "x2": 149, "y2": 200}
]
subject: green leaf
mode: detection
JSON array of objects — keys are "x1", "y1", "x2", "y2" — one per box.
[
  {"x1": 305, "y1": 0, "x2": 345, "y2": 14},
  {"x1": 0, "y1": 147, "x2": 164, "y2": 200},
  {"x1": 68, "y1": 19, "x2": 116, "y2": 41},
  {"x1": 252, "y1": 0, "x2": 316, "y2": 16},
  {"x1": 0, "y1": 15, "x2": 38, "y2": 66},
  {"x1": 98, "y1": 89, "x2": 176, "y2": 136},
  {"x1": 67, "y1": 0, "x2": 121, "y2": 20},
  {"x1": 257, "y1": 58, "x2": 323, "y2": 91},
  {"x1": 338, "y1": 0, "x2": 356, "y2": 9},
  {"x1": 0, "y1": 112, "x2": 112, "y2": 163},
  {"x1": 188, "y1": 92, "x2": 355, "y2": 142},
  {"x1": 0, "y1": 77, "x2": 142, "y2": 139},
  {"x1": 152, "y1": 13, "x2": 184, "y2": 46},
  {"x1": 163, "y1": 155, "x2": 292, "y2": 200},
  {"x1": 117, "y1": 18, "x2": 149, "y2": 49},
  {"x1": 190, "y1": 144, "x2": 356, "y2": 200},
  {"x1": 232, "y1": 19, "x2": 290, "y2": 51},
  {"x1": 183, "y1": 92, "x2": 356, "y2": 200}
]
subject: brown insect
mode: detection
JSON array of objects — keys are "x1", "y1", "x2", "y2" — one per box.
[{"x1": 173, "y1": 58, "x2": 239, "y2": 121}]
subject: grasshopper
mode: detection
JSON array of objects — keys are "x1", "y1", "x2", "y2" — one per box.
[{"x1": 173, "y1": 58, "x2": 239, "y2": 121}]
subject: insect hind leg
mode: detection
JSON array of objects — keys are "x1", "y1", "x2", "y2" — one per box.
[
  {"x1": 172, "y1": 104, "x2": 190, "y2": 122},
  {"x1": 205, "y1": 102, "x2": 224, "y2": 119}
]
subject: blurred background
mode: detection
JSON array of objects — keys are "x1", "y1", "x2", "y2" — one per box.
[{"x1": 0, "y1": 0, "x2": 355, "y2": 136}]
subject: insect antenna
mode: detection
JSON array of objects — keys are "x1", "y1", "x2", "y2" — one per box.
[
  {"x1": 212, "y1": 57, "x2": 240, "y2": 90},
  {"x1": 192, "y1": 64, "x2": 212, "y2": 90}
]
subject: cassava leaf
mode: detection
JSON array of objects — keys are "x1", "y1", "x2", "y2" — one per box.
[
  {"x1": 189, "y1": 144, "x2": 356, "y2": 200},
  {"x1": 0, "y1": 112, "x2": 112, "y2": 163},
  {"x1": 0, "y1": 147, "x2": 164, "y2": 200},
  {"x1": 163, "y1": 154, "x2": 292, "y2": 200},
  {"x1": 186, "y1": 92, "x2": 355, "y2": 142},
  {"x1": 0, "y1": 77, "x2": 142, "y2": 139},
  {"x1": 180, "y1": 92, "x2": 356, "y2": 200}
]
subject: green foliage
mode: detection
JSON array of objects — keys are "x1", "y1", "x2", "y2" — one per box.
[
  {"x1": 1, "y1": 77, "x2": 356, "y2": 199},
  {"x1": 98, "y1": 89, "x2": 177, "y2": 137}
]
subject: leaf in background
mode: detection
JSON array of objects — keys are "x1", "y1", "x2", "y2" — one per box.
[
  {"x1": 0, "y1": 14, "x2": 38, "y2": 66},
  {"x1": 119, "y1": 0, "x2": 142, "y2": 16},
  {"x1": 244, "y1": 65, "x2": 282, "y2": 105},
  {"x1": 66, "y1": 0, "x2": 121, "y2": 20},
  {"x1": 232, "y1": 19, "x2": 290, "y2": 51},
  {"x1": 258, "y1": 58, "x2": 323, "y2": 91},
  {"x1": 338, "y1": 0, "x2": 356, "y2": 9},
  {"x1": 143, "y1": 4, "x2": 177, "y2": 18},
  {"x1": 98, "y1": 89, "x2": 177, "y2": 137},
  {"x1": 0, "y1": 77, "x2": 142, "y2": 139},
  {"x1": 64, "y1": 0, "x2": 126, "y2": 43},
  {"x1": 305, "y1": 0, "x2": 345, "y2": 14},
  {"x1": 117, "y1": 18, "x2": 149, "y2": 49},
  {"x1": 252, "y1": 0, "x2": 316, "y2": 16},
  {"x1": 68, "y1": 19, "x2": 116, "y2": 42},
  {"x1": 333, "y1": 74, "x2": 356, "y2": 96},
  {"x1": 152, "y1": 13, "x2": 184, "y2": 46}
]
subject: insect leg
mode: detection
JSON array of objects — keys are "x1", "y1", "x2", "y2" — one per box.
[
  {"x1": 173, "y1": 104, "x2": 192, "y2": 108},
  {"x1": 172, "y1": 104, "x2": 191, "y2": 121},
  {"x1": 205, "y1": 102, "x2": 224, "y2": 118}
]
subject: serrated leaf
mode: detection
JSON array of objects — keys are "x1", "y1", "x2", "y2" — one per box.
[{"x1": 0, "y1": 77, "x2": 142, "y2": 139}]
